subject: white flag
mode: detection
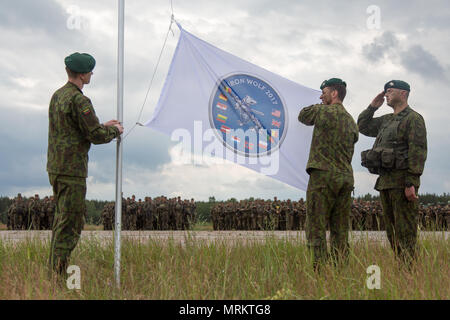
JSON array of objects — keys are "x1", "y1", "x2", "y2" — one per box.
[{"x1": 145, "y1": 24, "x2": 321, "y2": 191}]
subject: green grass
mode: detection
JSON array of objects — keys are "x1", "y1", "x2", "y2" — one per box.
[{"x1": 0, "y1": 233, "x2": 448, "y2": 299}]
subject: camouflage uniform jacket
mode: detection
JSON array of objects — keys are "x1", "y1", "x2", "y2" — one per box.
[
  {"x1": 298, "y1": 103, "x2": 359, "y2": 175},
  {"x1": 358, "y1": 105, "x2": 427, "y2": 190},
  {"x1": 47, "y1": 82, "x2": 120, "y2": 177}
]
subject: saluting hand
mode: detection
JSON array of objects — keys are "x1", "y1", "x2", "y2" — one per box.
[{"x1": 370, "y1": 91, "x2": 385, "y2": 109}]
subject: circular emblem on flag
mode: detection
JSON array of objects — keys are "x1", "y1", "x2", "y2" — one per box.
[{"x1": 209, "y1": 73, "x2": 288, "y2": 157}]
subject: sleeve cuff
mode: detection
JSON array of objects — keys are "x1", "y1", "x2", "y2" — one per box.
[{"x1": 405, "y1": 174, "x2": 420, "y2": 187}]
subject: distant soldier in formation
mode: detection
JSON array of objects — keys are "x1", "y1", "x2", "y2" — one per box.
[
  {"x1": 29, "y1": 194, "x2": 41, "y2": 230},
  {"x1": 5, "y1": 195, "x2": 448, "y2": 232},
  {"x1": 99, "y1": 195, "x2": 197, "y2": 231},
  {"x1": 6, "y1": 193, "x2": 55, "y2": 230},
  {"x1": 209, "y1": 198, "x2": 449, "y2": 232}
]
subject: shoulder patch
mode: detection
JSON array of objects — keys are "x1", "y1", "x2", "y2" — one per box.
[{"x1": 82, "y1": 106, "x2": 91, "y2": 115}]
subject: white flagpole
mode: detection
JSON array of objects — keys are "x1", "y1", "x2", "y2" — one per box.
[{"x1": 114, "y1": 0, "x2": 124, "y2": 289}]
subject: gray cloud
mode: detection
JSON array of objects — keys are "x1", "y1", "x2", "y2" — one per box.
[
  {"x1": 362, "y1": 31, "x2": 399, "y2": 62},
  {"x1": 0, "y1": 0, "x2": 66, "y2": 32},
  {"x1": 362, "y1": 31, "x2": 447, "y2": 81},
  {"x1": 400, "y1": 45, "x2": 446, "y2": 80}
]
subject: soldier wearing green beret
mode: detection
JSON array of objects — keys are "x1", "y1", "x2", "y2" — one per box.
[
  {"x1": 47, "y1": 52, "x2": 124, "y2": 277},
  {"x1": 358, "y1": 80, "x2": 427, "y2": 264},
  {"x1": 298, "y1": 78, "x2": 359, "y2": 269}
]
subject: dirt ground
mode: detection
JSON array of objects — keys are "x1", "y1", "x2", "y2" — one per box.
[{"x1": 0, "y1": 230, "x2": 448, "y2": 246}]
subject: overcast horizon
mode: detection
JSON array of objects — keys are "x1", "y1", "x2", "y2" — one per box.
[{"x1": 1, "y1": 0, "x2": 449, "y2": 201}]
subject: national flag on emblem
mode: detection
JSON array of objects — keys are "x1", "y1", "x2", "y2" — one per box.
[
  {"x1": 216, "y1": 114, "x2": 228, "y2": 123},
  {"x1": 271, "y1": 130, "x2": 279, "y2": 138},
  {"x1": 272, "y1": 119, "x2": 281, "y2": 128},
  {"x1": 271, "y1": 109, "x2": 281, "y2": 117},
  {"x1": 245, "y1": 141, "x2": 254, "y2": 150},
  {"x1": 145, "y1": 23, "x2": 320, "y2": 191},
  {"x1": 220, "y1": 125, "x2": 231, "y2": 134},
  {"x1": 259, "y1": 141, "x2": 267, "y2": 149},
  {"x1": 216, "y1": 102, "x2": 228, "y2": 111}
]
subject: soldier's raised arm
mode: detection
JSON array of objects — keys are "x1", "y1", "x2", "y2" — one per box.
[
  {"x1": 298, "y1": 104, "x2": 321, "y2": 126},
  {"x1": 357, "y1": 92, "x2": 385, "y2": 137},
  {"x1": 74, "y1": 95, "x2": 123, "y2": 145}
]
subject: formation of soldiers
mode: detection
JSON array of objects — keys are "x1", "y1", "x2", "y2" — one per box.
[
  {"x1": 211, "y1": 198, "x2": 450, "y2": 231},
  {"x1": 6, "y1": 193, "x2": 56, "y2": 230},
  {"x1": 4, "y1": 194, "x2": 448, "y2": 231},
  {"x1": 101, "y1": 195, "x2": 197, "y2": 230}
]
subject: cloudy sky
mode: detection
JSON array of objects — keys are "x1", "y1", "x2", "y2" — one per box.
[{"x1": 1, "y1": 0, "x2": 449, "y2": 201}]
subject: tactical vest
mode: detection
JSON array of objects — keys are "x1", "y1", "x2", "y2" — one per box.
[{"x1": 361, "y1": 108, "x2": 410, "y2": 174}]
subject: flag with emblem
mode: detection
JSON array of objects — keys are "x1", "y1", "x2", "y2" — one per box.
[{"x1": 145, "y1": 23, "x2": 320, "y2": 191}]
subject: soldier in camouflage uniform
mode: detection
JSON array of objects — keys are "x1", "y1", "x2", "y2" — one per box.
[
  {"x1": 159, "y1": 197, "x2": 169, "y2": 230},
  {"x1": 137, "y1": 199, "x2": 144, "y2": 230},
  {"x1": 128, "y1": 196, "x2": 139, "y2": 230},
  {"x1": 144, "y1": 197, "x2": 154, "y2": 230},
  {"x1": 29, "y1": 194, "x2": 41, "y2": 230},
  {"x1": 11, "y1": 193, "x2": 25, "y2": 230},
  {"x1": 48, "y1": 196, "x2": 56, "y2": 230},
  {"x1": 101, "y1": 202, "x2": 112, "y2": 230},
  {"x1": 190, "y1": 199, "x2": 197, "y2": 225},
  {"x1": 298, "y1": 78, "x2": 358, "y2": 268},
  {"x1": 174, "y1": 197, "x2": 183, "y2": 230},
  {"x1": 42, "y1": 196, "x2": 49, "y2": 230},
  {"x1": 47, "y1": 52, "x2": 123, "y2": 276},
  {"x1": 358, "y1": 80, "x2": 427, "y2": 263},
  {"x1": 297, "y1": 198, "x2": 306, "y2": 230}
]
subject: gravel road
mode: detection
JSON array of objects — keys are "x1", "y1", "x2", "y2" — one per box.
[{"x1": 0, "y1": 230, "x2": 448, "y2": 246}]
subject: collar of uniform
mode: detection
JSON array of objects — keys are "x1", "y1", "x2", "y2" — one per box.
[
  {"x1": 394, "y1": 105, "x2": 411, "y2": 118},
  {"x1": 66, "y1": 81, "x2": 83, "y2": 94}
]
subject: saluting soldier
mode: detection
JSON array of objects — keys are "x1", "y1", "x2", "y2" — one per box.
[
  {"x1": 358, "y1": 80, "x2": 427, "y2": 263},
  {"x1": 298, "y1": 78, "x2": 358, "y2": 268}
]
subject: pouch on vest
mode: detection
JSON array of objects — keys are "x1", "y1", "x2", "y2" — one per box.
[
  {"x1": 394, "y1": 149, "x2": 409, "y2": 170},
  {"x1": 361, "y1": 148, "x2": 381, "y2": 174},
  {"x1": 381, "y1": 148, "x2": 395, "y2": 169}
]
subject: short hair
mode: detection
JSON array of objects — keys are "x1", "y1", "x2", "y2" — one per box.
[
  {"x1": 327, "y1": 84, "x2": 347, "y2": 101},
  {"x1": 65, "y1": 66, "x2": 81, "y2": 79}
]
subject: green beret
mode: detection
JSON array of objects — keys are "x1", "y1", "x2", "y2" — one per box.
[
  {"x1": 384, "y1": 80, "x2": 410, "y2": 93},
  {"x1": 64, "y1": 52, "x2": 96, "y2": 73},
  {"x1": 320, "y1": 78, "x2": 347, "y2": 90}
]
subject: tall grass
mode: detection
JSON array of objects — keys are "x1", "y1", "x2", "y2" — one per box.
[{"x1": 0, "y1": 232, "x2": 448, "y2": 299}]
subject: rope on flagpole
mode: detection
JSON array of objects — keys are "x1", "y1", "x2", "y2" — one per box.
[{"x1": 122, "y1": 3, "x2": 177, "y2": 140}]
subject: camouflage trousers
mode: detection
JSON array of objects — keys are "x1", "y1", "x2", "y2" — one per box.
[
  {"x1": 305, "y1": 169, "x2": 353, "y2": 268},
  {"x1": 380, "y1": 188, "x2": 419, "y2": 263},
  {"x1": 48, "y1": 174, "x2": 86, "y2": 276}
]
